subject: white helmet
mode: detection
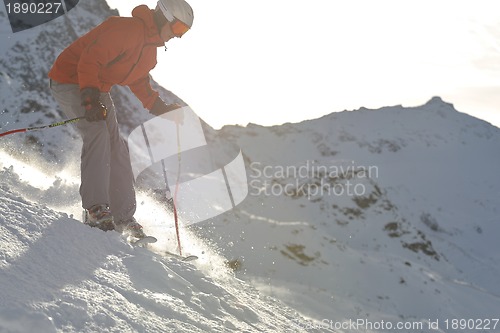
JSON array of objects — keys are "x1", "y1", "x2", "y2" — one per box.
[{"x1": 157, "y1": 0, "x2": 194, "y2": 30}]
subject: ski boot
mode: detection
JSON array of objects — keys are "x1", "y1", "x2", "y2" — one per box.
[
  {"x1": 115, "y1": 218, "x2": 146, "y2": 239},
  {"x1": 83, "y1": 204, "x2": 115, "y2": 231}
]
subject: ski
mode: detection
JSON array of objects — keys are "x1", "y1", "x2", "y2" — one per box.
[
  {"x1": 130, "y1": 235, "x2": 158, "y2": 246},
  {"x1": 163, "y1": 250, "x2": 198, "y2": 262}
]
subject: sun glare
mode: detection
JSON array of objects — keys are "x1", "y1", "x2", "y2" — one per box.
[{"x1": 106, "y1": 0, "x2": 500, "y2": 129}]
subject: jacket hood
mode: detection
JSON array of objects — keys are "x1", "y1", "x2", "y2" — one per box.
[{"x1": 132, "y1": 5, "x2": 164, "y2": 46}]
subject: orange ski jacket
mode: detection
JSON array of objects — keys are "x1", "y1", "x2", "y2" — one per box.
[{"x1": 49, "y1": 5, "x2": 164, "y2": 110}]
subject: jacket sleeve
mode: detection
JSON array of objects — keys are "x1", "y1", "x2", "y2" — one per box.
[{"x1": 128, "y1": 75, "x2": 159, "y2": 110}]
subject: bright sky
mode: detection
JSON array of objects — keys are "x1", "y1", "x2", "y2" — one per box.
[{"x1": 106, "y1": 0, "x2": 500, "y2": 129}]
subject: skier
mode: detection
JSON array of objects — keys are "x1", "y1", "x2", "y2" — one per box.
[{"x1": 48, "y1": 0, "x2": 194, "y2": 237}]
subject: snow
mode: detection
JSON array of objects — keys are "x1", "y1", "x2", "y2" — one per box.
[
  {"x1": 0, "y1": 157, "x2": 313, "y2": 332},
  {"x1": 2, "y1": 98, "x2": 500, "y2": 332},
  {"x1": 198, "y1": 98, "x2": 500, "y2": 331}
]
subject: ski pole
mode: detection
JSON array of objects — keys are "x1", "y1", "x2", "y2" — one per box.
[
  {"x1": 0, "y1": 117, "x2": 84, "y2": 138},
  {"x1": 173, "y1": 121, "x2": 183, "y2": 256}
]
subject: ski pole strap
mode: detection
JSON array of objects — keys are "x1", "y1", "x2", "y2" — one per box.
[{"x1": 0, "y1": 117, "x2": 84, "y2": 138}]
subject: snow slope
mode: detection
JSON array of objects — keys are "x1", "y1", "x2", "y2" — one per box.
[
  {"x1": 1, "y1": 96, "x2": 500, "y2": 332},
  {"x1": 0, "y1": 154, "x2": 316, "y2": 333}
]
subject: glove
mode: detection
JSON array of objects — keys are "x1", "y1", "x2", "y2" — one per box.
[
  {"x1": 150, "y1": 97, "x2": 183, "y2": 124},
  {"x1": 150, "y1": 97, "x2": 181, "y2": 115},
  {"x1": 81, "y1": 87, "x2": 107, "y2": 122}
]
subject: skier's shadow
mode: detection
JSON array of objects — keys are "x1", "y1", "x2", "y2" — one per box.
[{"x1": 0, "y1": 217, "x2": 116, "y2": 308}]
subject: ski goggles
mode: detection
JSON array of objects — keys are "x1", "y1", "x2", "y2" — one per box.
[
  {"x1": 157, "y1": 3, "x2": 190, "y2": 37},
  {"x1": 169, "y1": 18, "x2": 190, "y2": 37}
]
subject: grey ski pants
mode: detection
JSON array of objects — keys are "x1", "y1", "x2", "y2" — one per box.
[{"x1": 49, "y1": 79, "x2": 136, "y2": 222}]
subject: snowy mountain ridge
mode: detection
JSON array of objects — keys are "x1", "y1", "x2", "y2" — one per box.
[{"x1": 200, "y1": 97, "x2": 500, "y2": 328}]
